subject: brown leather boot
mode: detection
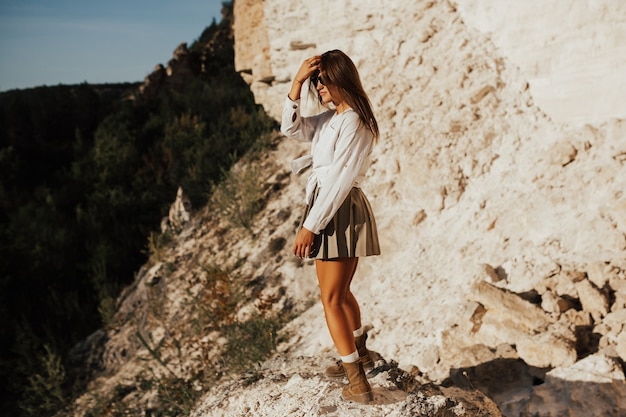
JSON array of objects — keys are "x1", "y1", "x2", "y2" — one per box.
[
  {"x1": 341, "y1": 360, "x2": 373, "y2": 403},
  {"x1": 325, "y1": 333, "x2": 374, "y2": 378}
]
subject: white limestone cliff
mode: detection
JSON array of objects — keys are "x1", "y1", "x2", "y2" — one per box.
[{"x1": 222, "y1": 0, "x2": 626, "y2": 415}]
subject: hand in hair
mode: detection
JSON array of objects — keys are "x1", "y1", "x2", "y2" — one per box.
[{"x1": 288, "y1": 55, "x2": 322, "y2": 101}]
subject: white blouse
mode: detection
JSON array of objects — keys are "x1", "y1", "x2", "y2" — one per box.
[{"x1": 281, "y1": 96, "x2": 374, "y2": 234}]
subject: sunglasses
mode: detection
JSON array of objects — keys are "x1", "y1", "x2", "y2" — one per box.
[{"x1": 310, "y1": 72, "x2": 329, "y2": 87}]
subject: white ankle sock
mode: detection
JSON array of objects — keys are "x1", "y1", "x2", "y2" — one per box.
[
  {"x1": 340, "y1": 350, "x2": 359, "y2": 363},
  {"x1": 353, "y1": 326, "x2": 364, "y2": 337}
]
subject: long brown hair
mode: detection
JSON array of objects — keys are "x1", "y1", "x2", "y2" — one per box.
[{"x1": 319, "y1": 50, "x2": 379, "y2": 141}]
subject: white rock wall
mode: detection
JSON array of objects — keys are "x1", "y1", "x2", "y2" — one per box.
[
  {"x1": 457, "y1": 0, "x2": 626, "y2": 124},
  {"x1": 236, "y1": 0, "x2": 626, "y2": 125},
  {"x1": 233, "y1": 0, "x2": 626, "y2": 414}
]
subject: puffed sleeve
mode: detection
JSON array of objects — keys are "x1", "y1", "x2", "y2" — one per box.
[{"x1": 302, "y1": 114, "x2": 373, "y2": 234}]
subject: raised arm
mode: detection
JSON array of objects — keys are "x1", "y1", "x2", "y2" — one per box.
[{"x1": 288, "y1": 55, "x2": 321, "y2": 101}]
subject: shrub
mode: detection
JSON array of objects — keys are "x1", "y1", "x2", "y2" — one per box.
[
  {"x1": 144, "y1": 230, "x2": 172, "y2": 263},
  {"x1": 222, "y1": 313, "x2": 283, "y2": 373},
  {"x1": 210, "y1": 163, "x2": 264, "y2": 234},
  {"x1": 190, "y1": 263, "x2": 245, "y2": 331},
  {"x1": 19, "y1": 345, "x2": 66, "y2": 415}
]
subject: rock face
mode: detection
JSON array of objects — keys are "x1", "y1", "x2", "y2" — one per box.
[
  {"x1": 227, "y1": 0, "x2": 626, "y2": 415},
  {"x1": 138, "y1": 42, "x2": 202, "y2": 99},
  {"x1": 457, "y1": 1, "x2": 626, "y2": 125},
  {"x1": 161, "y1": 186, "x2": 192, "y2": 233}
]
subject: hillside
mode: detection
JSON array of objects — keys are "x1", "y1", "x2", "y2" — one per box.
[
  {"x1": 0, "y1": 5, "x2": 282, "y2": 415},
  {"x1": 62, "y1": 0, "x2": 626, "y2": 416}
]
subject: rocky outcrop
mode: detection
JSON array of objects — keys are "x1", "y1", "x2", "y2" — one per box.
[
  {"x1": 190, "y1": 355, "x2": 504, "y2": 417},
  {"x1": 161, "y1": 186, "x2": 192, "y2": 233},
  {"x1": 138, "y1": 42, "x2": 202, "y2": 99},
  {"x1": 233, "y1": 0, "x2": 272, "y2": 85}
]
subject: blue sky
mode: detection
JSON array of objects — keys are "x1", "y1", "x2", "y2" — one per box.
[{"x1": 0, "y1": 0, "x2": 225, "y2": 91}]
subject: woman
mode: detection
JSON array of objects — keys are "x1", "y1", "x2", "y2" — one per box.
[{"x1": 281, "y1": 50, "x2": 381, "y2": 404}]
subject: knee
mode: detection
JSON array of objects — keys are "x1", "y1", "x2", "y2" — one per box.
[{"x1": 320, "y1": 291, "x2": 346, "y2": 309}]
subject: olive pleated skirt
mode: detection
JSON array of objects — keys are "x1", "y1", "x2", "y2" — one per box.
[{"x1": 300, "y1": 186, "x2": 381, "y2": 260}]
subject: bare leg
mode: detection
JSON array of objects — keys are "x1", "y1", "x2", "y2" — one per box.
[
  {"x1": 316, "y1": 257, "x2": 362, "y2": 356},
  {"x1": 343, "y1": 258, "x2": 361, "y2": 332}
]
